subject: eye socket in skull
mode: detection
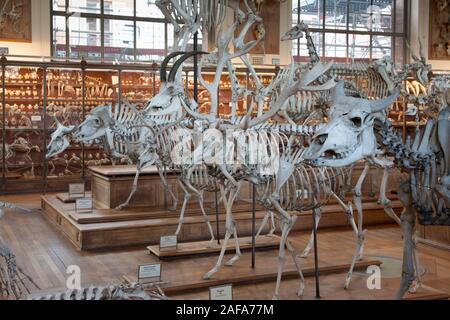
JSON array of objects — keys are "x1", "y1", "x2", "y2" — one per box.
[
  {"x1": 315, "y1": 133, "x2": 328, "y2": 145},
  {"x1": 350, "y1": 116, "x2": 362, "y2": 128}
]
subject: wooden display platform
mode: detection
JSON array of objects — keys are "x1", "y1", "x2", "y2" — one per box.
[
  {"x1": 41, "y1": 193, "x2": 404, "y2": 250},
  {"x1": 124, "y1": 257, "x2": 382, "y2": 296},
  {"x1": 147, "y1": 235, "x2": 280, "y2": 259}
]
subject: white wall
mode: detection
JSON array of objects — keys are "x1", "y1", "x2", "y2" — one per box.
[
  {"x1": 0, "y1": 0, "x2": 51, "y2": 57},
  {"x1": 410, "y1": 0, "x2": 450, "y2": 70}
]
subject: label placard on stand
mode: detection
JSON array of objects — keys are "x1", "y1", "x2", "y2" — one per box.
[
  {"x1": 75, "y1": 198, "x2": 93, "y2": 213},
  {"x1": 209, "y1": 284, "x2": 233, "y2": 300},
  {"x1": 159, "y1": 235, "x2": 177, "y2": 252},
  {"x1": 138, "y1": 263, "x2": 162, "y2": 284},
  {"x1": 69, "y1": 183, "x2": 85, "y2": 200}
]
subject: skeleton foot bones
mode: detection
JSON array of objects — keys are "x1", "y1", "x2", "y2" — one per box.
[{"x1": 0, "y1": 201, "x2": 39, "y2": 300}]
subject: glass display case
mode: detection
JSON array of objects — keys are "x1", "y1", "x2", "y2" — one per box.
[
  {"x1": 0, "y1": 58, "x2": 159, "y2": 193},
  {"x1": 0, "y1": 58, "x2": 279, "y2": 193}
]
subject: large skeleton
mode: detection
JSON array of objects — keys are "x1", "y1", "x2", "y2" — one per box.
[{"x1": 304, "y1": 78, "x2": 449, "y2": 298}]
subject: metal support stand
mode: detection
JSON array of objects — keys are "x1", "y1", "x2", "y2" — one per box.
[
  {"x1": 251, "y1": 183, "x2": 256, "y2": 269},
  {"x1": 312, "y1": 207, "x2": 321, "y2": 298},
  {"x1": 163, "y1": 165, "x2": 168, "y2": 211},
  {"x1": 214, "y1": 185, "x2": 220, "y2": 245}
]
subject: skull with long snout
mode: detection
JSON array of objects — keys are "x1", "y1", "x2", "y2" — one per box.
[
  {"x1": 303, "y1": 81, "x2": 399, "y2": 167},
  {"x1": 146, "y1": 51, "x2": 207, "y2": 116},
  {"x1": 46, "y1": 117, "x2": 75, "y2": 159},
  {"x1": 74, "y1": 105, "x2": 111, "y2": 142},
  {"x1": 280, "y1": 22, "x2": 306, "y2": 41}
]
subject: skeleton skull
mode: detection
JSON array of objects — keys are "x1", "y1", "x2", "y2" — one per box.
[
  {"x1": 75, "y1": 105, "x2": 111, "y2": 141},
  {"x1": 303, "y1": 81, "x2": 399, "y2": 166},
  {"x1": 281, "y1": 22, "x2": 306, "y2": 41},
  {"x1": 46, "y1": 118, "x2": 75, "y2": 159}
]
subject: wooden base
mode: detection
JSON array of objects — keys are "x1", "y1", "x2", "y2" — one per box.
[
  {"x1": 147, "y1": 235, "x2": 281, "y2": 259},
  {"x1": 124, "y1": 258, "x2": 382, "y2": 296},
  {"x1": 41, "y1": 193, "x2": 404, "y2": 250}
]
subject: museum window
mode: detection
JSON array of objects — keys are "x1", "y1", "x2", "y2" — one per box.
[
  {"x1": 51, "y1": 0, "x2": 191, "y2": 61},
  {"x1": 291, "y1": 0, "x2": 407, "y2": 67}
]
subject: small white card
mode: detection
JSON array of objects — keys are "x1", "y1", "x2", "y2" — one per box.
[
  {"x1": 31, "y1": 115, "x2": 42, "y2": 122},
  {"x1": 159, "y1": 235, "x2": 177, "y2": 251},
  {"x1": 75, "y1": 198, "x2": 93, "y2": 212},
  {"x1": 69, "y1": 183, "x2": 85, "y2": 199},
  {"x1": 138, "y1": 263, "x2": 161, "y2": 283},
  {"x1": 209, "y1": 284, "x2": 233, "y2": 300}
]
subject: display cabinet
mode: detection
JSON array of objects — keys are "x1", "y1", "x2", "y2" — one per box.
[
  {"x1": 0, "y1": 57, "x2": 159, "y2": 194},
  {"x1": 0, "y1": 58, "x2": 279, "y2": 194}
]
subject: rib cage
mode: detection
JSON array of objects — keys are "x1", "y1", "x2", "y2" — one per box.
[
  {"x1": 257, "y1": 165, "x2": 352, "y2": 212},
  {"x1": 328, "y1": 63, "x2": 390, "y2": 99}
]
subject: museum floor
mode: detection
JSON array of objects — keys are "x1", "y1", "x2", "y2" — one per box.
[{"x1": 1, "y1": 193, "x2": 450, "y2": 300}]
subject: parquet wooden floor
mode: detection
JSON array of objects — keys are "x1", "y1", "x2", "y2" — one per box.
[{"x1": 1, "y1": 193, "x2": 449, "y2": 300}]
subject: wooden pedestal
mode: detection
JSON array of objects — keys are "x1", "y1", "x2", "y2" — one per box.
[
  {"x1": 90, "y1": 165, "x2": 176, "y2": 209},
  {"x1": 41, "y1": 192, "x2": 403, "y2": 250},
  {"x1": 147, "y1": 235, "x2": 281, "y2": 259},
  {"x1": 89, "y1": 165, "x2": 252, "y2": 210}
]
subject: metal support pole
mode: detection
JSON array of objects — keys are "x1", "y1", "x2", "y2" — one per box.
[
  {"x1": 251, "y1": 183, "x2": 256, "y2": 269},
  {"x1": 214, "y1": 185, "x2": 220, "y2": 245},
  {"x1": 312, "y1": 207, "x2": 321, "y2": 298},
  {"x1": 163, "y1": 165, "x2": 168, "y2": 211}
]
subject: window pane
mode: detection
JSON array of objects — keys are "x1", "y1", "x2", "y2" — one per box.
[
  {"x1": 69, "y1": 0, "x2": 101, "y2": 14},
  {"x1": 292, "y1": 0, "x2": 300, "y2": 25},
  {"x1": 395, "y1": 0, "x2": 404, "y2": 33},
  {"x1": 372, "y1": 0, "x2": 393, "y2": 32},
  {"x1": 299, "y1": 0, "x2": 324, "y2": 29},
  {"x1": 69, "y1": 16, "x2": 101, "y2": 58},
  {"x1": 104, "y1": 0, "x2": 134, "y2": 16},
  {"x1": 325, "y1": 0, "x2": 347, "y2": 30},
  {"x1": 53, "y1": 15, "x2": 66, "y2": 57},
  {"x1": 167, "y1": 23, "x2": 175, "y2": 52},
  {"x1": 136, "y1": 21, "x2": 165, "y2": 61},
  {"x1": 372, "y1": 35, "x2": 392, "y2": 59},
  {"x1": 324, "y1": 33, "x2": 347, "y2": 61},
  {"x1": 349, "y1": 0, "x2": 371, "y2": 32},
  {"x1": 348, "y1": 33, "x2": 370, "y2": 60},
  {"x1": 104, "y1": 19, "x2": 135, "y2": 60},
  {"x1": 136, "y1": 0, "x2": 165, "y2": 18},
  {"x1": 52, "y1": 0, "x2": 66, "y2": 11}
]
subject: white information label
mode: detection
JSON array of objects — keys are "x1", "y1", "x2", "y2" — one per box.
[
  {"x1": 138, "y1": 263, "x2": 161, "y2": 280},
  {"x1": 75, "y1": 198, "x2": 93, "y2": 212},
  {"x1": 160, "y1": 235, "x2": 177, "y2": 250},
  {"x1": 31, "y1": 115, "x2": 42, "y2": 122},
  {"x1": 209, "y1": 284, "x2": 233, "y2": 300},
  {"x1": 69, "y1": 183, "x2": 85, "y2": 198}
]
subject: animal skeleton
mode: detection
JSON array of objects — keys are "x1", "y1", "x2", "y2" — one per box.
[
  {"x1": 2, "y1": 137, "x2": 41, "y2": 177},
  {"x1": 304, "y1": 77, "x2": 449, "y2": 298},
  {"x1": 27, "y1": 282, "x2": 166, "y2": 300}
]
